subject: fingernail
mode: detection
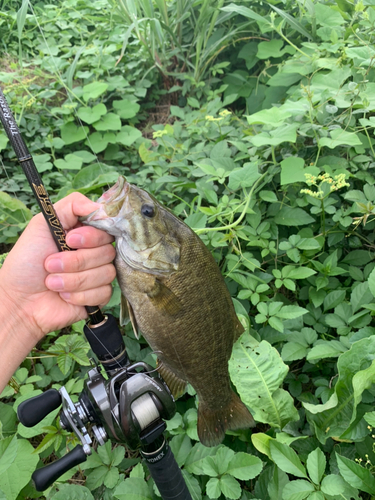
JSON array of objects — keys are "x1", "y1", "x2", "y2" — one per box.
[
  {"x1": 46, "y1": 258, "x2": 63, "y2": 273},
  {"x1": 47, "y1": 276, "x2": 64, "y2": 291},
  {"x1": 67, "y1": 233, "x2": 84, "y2": 247},
  {"x1": 60, "y1": 292, "x2": 71, "y2": 300}
]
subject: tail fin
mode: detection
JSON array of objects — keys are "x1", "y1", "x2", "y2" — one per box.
[{"x1": 197, "y1": 392, "x2": 255, "y2": 447}]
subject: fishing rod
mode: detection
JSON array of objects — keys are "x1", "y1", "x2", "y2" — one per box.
[{"x1": 0, "y1": 88, "x2": 192, "y2": 500}]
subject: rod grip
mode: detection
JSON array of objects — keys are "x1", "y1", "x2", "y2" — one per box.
[
  {"x1": 17, "y1": 389, "x2": 61, "y2": 427},
  {"x1": 33, "y1": 445, "x2": 88, "y2": 491},
  {"x1": 142, "y1": 442, "x2": 192, "y2": 500}
]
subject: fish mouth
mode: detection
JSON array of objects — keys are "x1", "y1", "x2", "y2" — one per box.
[{"x1": 79, "y1": 176, "x2": 130, "y2": 225}]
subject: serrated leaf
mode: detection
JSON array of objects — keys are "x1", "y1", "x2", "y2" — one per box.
[
  {"x1": 306, "y1": 448, "x2": 326, "y2": 484},
  {"x1": 226, "y1": 452, "x2": 263, "y2": 480},
  {"x1": 206, "y1": 477, "x2": 221, "y2": 499},
  {"x1": 282, "y1": 342, "x2": 308, "y2": 362},
  {"x1": 281, "y1": 480, "x2": 315, "y2": 500},
  {"x1": 323, "y1": 290, "x2": 346, "y2": 312},
  {"x1": 320, "y1": 474, "x2": 345, "y2": 495},
  {"x1": 336, "y1": 453, "x2": 375, "y2": 494},
  {"x1": 350, "y1": 282, "x2": 373, "y2": 313},
  {"x1": 270, "y1": 441, "x2": 307, "y2": 478},
  {"x1": 219, "y1": 475, "x2": 242, "y2": 499},
  {"x1": 0, "y1": 437, "x2": 39, "y2": 500}
]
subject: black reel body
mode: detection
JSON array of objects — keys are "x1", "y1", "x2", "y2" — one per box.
[{"x1": 17, "y1": 361, "x2": 176, "y2": 491}]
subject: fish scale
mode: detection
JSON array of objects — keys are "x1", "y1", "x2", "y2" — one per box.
[{"x1": 81, "y1": 176, "x2": 255, "y2": 446}]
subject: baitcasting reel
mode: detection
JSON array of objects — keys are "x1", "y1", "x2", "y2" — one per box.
[{"x1": 18, "y1": 359, "x2": 177, "y2": 492}]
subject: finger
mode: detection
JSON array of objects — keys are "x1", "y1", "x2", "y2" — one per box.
[
  {"x1": 66, "y1": 226, "x2": 114, "y2": 249},
  {"x1": 45, "y1": 264, "x2": 116, "y2": 292},
  {"x1": 53, "y1": 192, "x2": 101, "y2": 230},
  {"x1": 59, "y1": 285, "x2": 113, "y2": 307},
  {"x1": 45, "y1": 245, "x2": 116, "y2": 274}
]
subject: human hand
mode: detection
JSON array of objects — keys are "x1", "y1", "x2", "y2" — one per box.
[{"x1": 0, "y1": 192, "x2": 116, "y2": 345}]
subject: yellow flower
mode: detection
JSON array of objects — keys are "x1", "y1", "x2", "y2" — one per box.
[
  {"x1": 153, "y1": 129, "x2": 168, "y2": 138},
  {"x1": 219, "y1": 109, "x2": 231, "y2": 117}
]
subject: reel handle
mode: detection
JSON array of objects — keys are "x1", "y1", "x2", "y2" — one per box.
[
  {"x1": 33, "y1": 445, "x2": 88, "y2": 491},
  {"x1": 17, "y1": 389, "x2": 61, "y2": 427}
]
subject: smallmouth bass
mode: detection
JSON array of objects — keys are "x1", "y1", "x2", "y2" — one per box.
[{"x1": 81, "y1": 176, "x2": 255, "y2": 446}]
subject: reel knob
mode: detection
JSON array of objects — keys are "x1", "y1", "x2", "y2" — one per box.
[
  {"x1": 17, "y1": 389, "x2": 61, "y2": 427},
  {"x1": 32, "y1": 445, "x2": 88, "y2": 491}
]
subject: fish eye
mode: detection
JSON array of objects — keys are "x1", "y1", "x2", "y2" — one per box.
[{"x1": 141, "y1": 204, "x2": 155, "y2": 218}]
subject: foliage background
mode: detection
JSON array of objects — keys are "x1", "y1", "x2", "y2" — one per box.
[{"x1": 2, "y1": 0, "x2": 375, "y2": 499}]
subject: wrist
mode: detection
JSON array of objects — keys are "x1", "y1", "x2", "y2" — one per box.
[{"x1": 0, "y1": 270, "x2": 43, "y2": 345}]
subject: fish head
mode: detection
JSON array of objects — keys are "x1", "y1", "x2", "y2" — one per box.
[{"x1": 80, "y1": 176, "x2": 180, "y2": 275}]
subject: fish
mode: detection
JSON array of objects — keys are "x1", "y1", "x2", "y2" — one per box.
[{"x1": 81, "y1": 176, "x2": 255, "y2": 446}]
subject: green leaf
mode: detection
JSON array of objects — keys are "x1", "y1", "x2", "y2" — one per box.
[
  {"x1": 275, "y1": 207, "x2": 315, "y2": 226},
  {"x1": 77, "y1": 103, "x2": 107, "y2": 124},
  {"x1": 104, "y1": 467, "x2": 120, "y2": 489},
  {"x1": 281, "y1": 342, "x2": 308, "y2": 362},
  {"x1": 206, "y1": 477, "x2": 221, "y2": 499},
  {"x1": 270, "y1": 5, "x2": 313, "y2": 40},
  {"x1": 306, "y1": 448, "x2": 326, "y2": 484},
  {"x1": 251, "y1": 433, "x2": 273, "y2": 459},
  {"x1": 284, "y1": 267, "x2": 316, "y2": 280},
  {"x1": 247, "y1": 107, "x2": 293, "y2": 127},
  {"x1": 276, "y1": 305, "x2": 308, "y2": 320},
  {"x1": 228, "y1": 162, "x2": 261, "y2": 190},
  {"x1": 229, "y1": 333, "x2": 299, "y2": 428},
  {"x1": 55, "y1": 154, "x2": 83, "y2": 171},
  {"x1": 185, "y1": 443, "x2": 219, "y2": 475},
  {"x1": 270, "y1": 441, "x2": 307, "y2": 478},
  {"x1": 319, "y1": 129, "x2": 361, "y2": 148},
  {"x1": 343, "y1": 250, "x2": 373, "y2": 266},
  {"x1": 257, "y1": 39, "x2": 285, "y2": 59},
  {"x1": 226, "y1": 452, "x2": 263, "y2": 480},
  {"x1": 323, "y1": 290, "x2": 346, "y2": 312},
  {"x1": 170, "y1": 434, "x2": 192, "y2": 467},
  {"x1": 250, "y1": 124, "x2": 299, "y2": 147},
  {"x1": 351, "y1": 282, "x2": 374, "y2": 313},
  {"x1": 85, "y1": 131, "x2": 116, "y2": 153},
  {"x1": 368, "y1": 268, "x2": 375, "y2": 297},
  {"x1": 82, "y1": 82, "x2": 108, "y2": 102},
  {"x1": 304, "y1": 337, "x2": 375, "y2": 443},
  {"x1": 113, "y1": 99, "x2": 140, "y2": 119},
  {"x1": 116, "y1": 126, "x2": 142, "y2": 146},
  {"x1": 320, "y1": 474, "x2": 345, "y2": 496},
  {"x1": 0, "y1": 437, "x2": 39, "y2": 500},
  {"x1": 219, "y1": 475, "x2": 242, "y2": 500},
  {"x1": 281, "y1": 480, "x2": 315, "y2": 500},
  {"x1": 307, "y1": 340, "x2": 347, "y2": 361},
  {"x1": 221, "y1": 4, "x2": 266, "y2": 24},
  {"x1": 50, "y1": 484, "x2": 94, "y2": 500},
  {"x1": 0, "y1": 133, "x2": 9, "y2": 152},
  {"x1": 93, "y1": 113, "x2": 122, "y2": 131},
  {"x1": 336, "y1": 453, "x2": 375, "y2": 494},
  {"x1": 0, "y1": 436, "x2": 17, "y2": 476},
  {"x1": 61, "y1": 122, "x2": 89, "y2": 145},
  {"x1": 113, "y1": 476, "x2": 152, "y2": 500}
]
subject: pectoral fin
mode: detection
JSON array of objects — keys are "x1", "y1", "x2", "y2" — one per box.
[
  {"x1": 157, "y1": 360, "x2": 187, "y2": 399},
  {"x1": 120, "y1": 294, "x2": 140, "y2": 339},
  {"x1": 147, "y1": 279, "x2": 181, "y2": 315}
]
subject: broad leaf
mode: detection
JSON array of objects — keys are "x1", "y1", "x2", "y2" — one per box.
[
  {"x1": 270, "y1": 441, "x2": 307, "y2": 478},
  {"x1": 230, "y1": 333, "x2": 299, "y2": 427},
  {"x1": 336, "y1": 453, "x2": 375, "y2": 494}
]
